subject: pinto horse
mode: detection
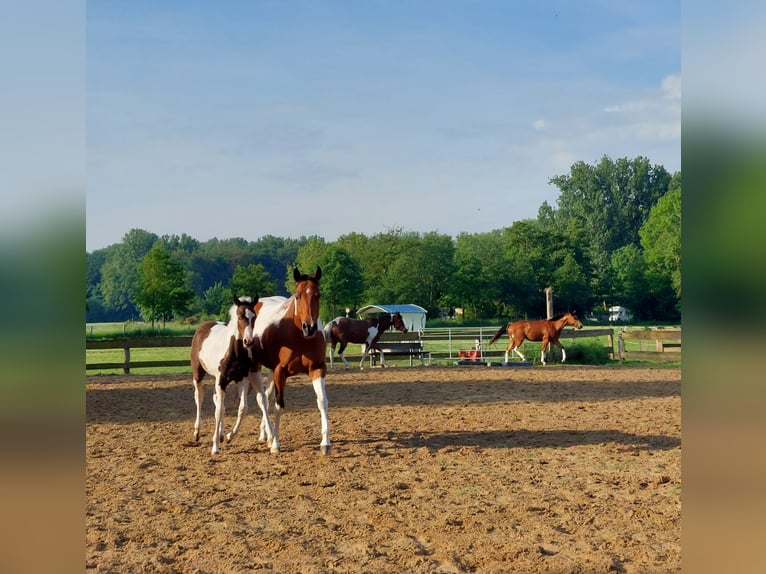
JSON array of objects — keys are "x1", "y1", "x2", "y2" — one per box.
[
  {"x1": 323, "y1": 312, "x2": 408, "y2": 369},
  {"x1": 487, "y1": 311, "x2": 583, "y2": 365},
  {"x1": 190, "y1": 294, "x2": 273, "y2": 455},
  {"x1": 251, "y1": 267, "x2": 330, "y2": 454}
]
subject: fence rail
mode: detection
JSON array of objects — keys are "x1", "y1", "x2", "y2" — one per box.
[
  {"x1": 617, "y1": 329, "x2": 681, "y2": 362},
  {"x1": 86, "y1": 336, "x2": 193, "y2": 373},
  {"x1": 86, "y1": 326, "x2": 677, "y2": 372}
]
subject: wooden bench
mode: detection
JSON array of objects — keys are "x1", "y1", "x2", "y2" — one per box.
[{"x1": 366, "y1": 333, "x2": 428, "y2": 367}]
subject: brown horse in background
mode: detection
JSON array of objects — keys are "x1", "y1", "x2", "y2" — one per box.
[
  {"x1": 487, "y1": 312, "x2": 583, "y2": 365},
  {"x1": 323, "y1": 312, "x2": 408, "y2": 369},
  {"x1": 251, "y1": 267, "x2": 330, "y2": 454}
]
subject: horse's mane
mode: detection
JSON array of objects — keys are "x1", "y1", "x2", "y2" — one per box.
[{"x1": 549, "y1": 312, "x2": 571, "y2": 321}]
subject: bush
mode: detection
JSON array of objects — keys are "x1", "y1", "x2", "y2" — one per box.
[{"x1": 562, "y1": 340, "x2": 611, "y2": 365}]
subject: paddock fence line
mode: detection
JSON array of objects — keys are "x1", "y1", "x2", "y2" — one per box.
[
  {"x1": 86, "y1": 326, "x2": 621, "y2": 373},
  {"x1": 617, "y1": 328, "x2": 681, "y2": 362},
  {"x1": 86, "y1": 336, "x2": 193, "y2": 373}
]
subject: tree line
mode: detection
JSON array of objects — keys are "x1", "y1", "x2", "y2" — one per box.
[{"x1": 86, "y1": 155, "x2": 681, "y2": 325}]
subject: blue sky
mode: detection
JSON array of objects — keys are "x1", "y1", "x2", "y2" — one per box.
[{"x1": 86, "y1": 1, "x2": 681, "y2": 252}]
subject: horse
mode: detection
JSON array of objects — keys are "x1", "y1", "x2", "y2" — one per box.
[
  {"x1": 190, "y1": 294, "x2": 274, "y2": 455},
  {"x1": 487, "y1": 311, "x2": 583, "y2": 365},
  {"x1": 251, "y1": 267, "x2": 330, "y2": 454},
  {"x1": 323, "y1": 311, "x2": 408, "y2": 369}
]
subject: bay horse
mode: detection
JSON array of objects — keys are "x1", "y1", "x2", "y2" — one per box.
[
  {"x1": 487, "y1": 311, "x2": 583, "y2": 365},
  {"x1": 251, "y1": 267, "x2": 330, "y2": 454},
  {"x1": 190, "y1": 294, "x2": 274, "y2": 455},
  {"x1": 323, "y1": 312, "x2": 408, "y2": 369}
]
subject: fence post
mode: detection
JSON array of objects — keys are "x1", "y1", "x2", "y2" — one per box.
[
  {"x1": 123, "y1": 344, "x2": 131, "y2": 374},
  {"x1": 617, "y1": 332, "x2": 624, "y2": 362}
]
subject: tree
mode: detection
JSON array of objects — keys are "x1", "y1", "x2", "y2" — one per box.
[
  {"x1": 640, "y1": 183, "x2": 681, "y2": 300},
  {"x1": 549, "y1": 156, "x2": 672, "y2": 301},
  {"x1": 200, "y1": 281, "x2": 233, "y2": 319},
  {"x1": 315, "y1": 246, "x2": 364, "y2": 320},
  {"x1": 135, "y1": 245, "x2": 194, "y2": 326},
  {"x1": 230, "y1": 263, "x2": 276, "y2": 299},
  {"x1": 99, "y1": 229, "x2": 158, "y2": 319}
]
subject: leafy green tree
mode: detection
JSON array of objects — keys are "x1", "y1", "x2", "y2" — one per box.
[
  {"x1": 552, "y1": 253, "x2": 592, "y2": 314},
  {"x1": 135, "y1": 245, "x2": 194, "y2": 326},
  {"x1": 640, "y1": 184, "x2": 681, "y2": 300},
  {"x1": 315, "y1": 246, "x2": 364, "y2": 320},
  {"x1": 200, "y1": 281, "x2": 232, "y2": 319},
  {"x1": 609, "y1": 245, "x2": 652, "y2": 319},
  {"x1": 230, "y1": 263, "x2": 276, "y2": 299},
  {"x1": 549, "y1": 156, "x2": 672, "y2": 301},
  {"x1": 288, "y1": 236, "x2": 328, "y2": 292},
  {"x1": 98, "y1": 228, "x2": 158, "y2": 319}
]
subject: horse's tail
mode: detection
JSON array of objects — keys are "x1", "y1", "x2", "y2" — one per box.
[
  {"x1": 487, "y1": 323, "x2": 508, "y2": 347},
  {"x1": 322, "y1": 320, "x2": 335, "y2": 346}
]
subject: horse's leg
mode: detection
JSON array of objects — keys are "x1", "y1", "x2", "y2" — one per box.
[
  {"x1": 267, "y1": 367, "x2": 287, "y2": 453},
  {"x1": 225, "y1": 378, "x2": 249, "y2": 443},
  {"x1": 358, "y1": 343, "x2": 367, "y2": 369},
  {"x1": 252, "y1": 371, "x2": 275, "y2": 447},
  {"x1": 552, "y1": 339, "x2": 566, "y2": 363},
  {"x1": 192, "y1": 378, "x2": 204, "y2": 442},
  {"x1": 540, "y1": 337, "x2": 549, "y2": 365},
  {"x1": 337, "y1": 341, "x2": 351, "y2": 369},
  {"x1": 311, "y1": 374, "x2": 331, "y2": 455},
  {"x1": 258, "y1": 377, "x2": 275, "y2": 443},
  {"x1": 211, "y1": 379, "x2": 225, "y2": 455}
]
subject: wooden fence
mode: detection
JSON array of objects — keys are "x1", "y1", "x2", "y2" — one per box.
[
  {"x1": 617, "y1": 329, "x2": 681, "y2": 362},
  {"x1": 86, "y1": 336, "x2": 193, "y2": 373},
  {"x1": 86, "y1": 326, "x2": 666, "y2": 373}
]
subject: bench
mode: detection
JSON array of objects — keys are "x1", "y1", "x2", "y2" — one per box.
[{"x1": 366, "y1": 336, "x2": 428, "y2": 367}]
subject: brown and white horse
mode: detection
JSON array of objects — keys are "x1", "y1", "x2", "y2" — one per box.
[
  {"x1": 487, "y1": 311, "x2": 583, "y2": 365},
  {"x1": 190, "y1": 295, "x2": 273, "y2": 455},
  {"x1": 323, "y1": 312, "x2": 408, "y2": 369},
  {"x1": 252, "y1": 267, "x2": 330, "y2": 454}
]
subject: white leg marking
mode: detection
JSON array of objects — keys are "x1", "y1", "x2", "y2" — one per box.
[
  {"x1": 252, "y1": 372, "x2": 275, "y2": 446},
  {"x1": 193, "y1": 379, "x2": 203, "y2": 442},
  {"x1": 212, "y1": 381, "x2": 225, "y2": 455},
  {"x1": 312, "y1": 376, "x2": 331, "y2": 454},
  {"x1": 225, "y1": 378, "x2": 249, "y2": 443}
]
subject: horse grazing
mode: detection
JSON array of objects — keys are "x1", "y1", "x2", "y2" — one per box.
[
  {"x1": 487, "y1": 311, "x2": 583, "y2": 365},
  {"x1": 190, "y1": 295, "x2": 273, "y2": 455},
  {"x1": 323, "y1": 312, "x2": 408, "y2": 369},
  {"x1": 252, "y1": 267, "x2": 330, "y2": 454}
]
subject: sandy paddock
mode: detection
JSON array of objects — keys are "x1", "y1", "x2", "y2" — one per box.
[{"x1": 86, "y1": 365, "x2": 680, "y2": 573}]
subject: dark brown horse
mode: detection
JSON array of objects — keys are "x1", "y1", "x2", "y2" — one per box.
[
  {"x1": 487, "y1": 311, "x2": 583, "y2": 365},
  {"x1": 323, "y1": 312, "x2": 408, "y2": 369},
  {"x1": 190, "y1": 294, "x2": 267, "y2": 455},
  {"x1": 251, "y1": 267, "x2": 330, "y2": 454}
]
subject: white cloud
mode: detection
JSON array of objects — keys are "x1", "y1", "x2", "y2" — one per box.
[
  {"x1": 533, "y1": 119, "x2": 546, "y2": 131},
  {"x1": 661, "y1": 74, "x2": 681, "y2": 100}
]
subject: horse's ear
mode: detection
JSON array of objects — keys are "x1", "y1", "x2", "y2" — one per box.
[
  {"x1": 314, "y1": 266, "x2": 322, "y2": 282},
  {"x1": 293, "y1": 267, "x2": 302, "y2": 282},
  {"x1": 252, "y1": 293, "x2": 259, "y2": 305},
  {"x1": 233, "y1": 293, "x2": 240, "y2": 305}
]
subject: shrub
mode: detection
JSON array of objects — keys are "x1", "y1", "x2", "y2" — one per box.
[{"x1": 562, "y1": 340, "x2": 610, "y2": 365}]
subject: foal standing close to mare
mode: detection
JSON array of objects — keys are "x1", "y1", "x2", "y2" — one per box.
[
  {"x1": 487, "y1": 311, "x2": 583, "y2": 365},
  {"x1": 190, "y1": 295, "x2": 274, "y2": 455}
]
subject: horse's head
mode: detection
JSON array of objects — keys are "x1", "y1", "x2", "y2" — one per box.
[
  {"x1": 392, "y1": 312, "x2": 408, "y2": 333},
  {"x1": 233, "y1": 294, "x2": 259, "y2": 347},
  {"x1": 293, "y1": 266, "x2": 322, "y2": 337},
  {"x1": 568, "y1": 312, "x2": 583, "y2": 330}
]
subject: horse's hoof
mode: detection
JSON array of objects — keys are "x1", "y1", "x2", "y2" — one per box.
[
  {"x1": 225, "y1": 432, "x2": 233, "y2": 442},
  {"x1": 211, "y1": 447, "x2": 220, "y2": 455},
  {"x1": 270, "y1": 446, "x2": 280, "y2": 454},
  {"x1": 320, "y1": 445, "x2": 331, "y2": 456}
]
